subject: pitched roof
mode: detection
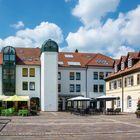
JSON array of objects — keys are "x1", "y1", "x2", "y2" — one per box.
[
  {"x1": 0, "y1": 47, "x2": 114, "y2": 67},
  {"x1": 86, "y1": 53, "x2": 114, "y2": 67},
  {"x1": 106, "y1": 51, "x2": 140, "y2": 81},
  {"x1": 16, "y1": 48, "x2": 40, "y2": 65},
  {"x1": 106, "y1": 61, "x2": 140, "y2": 80},
  {"x1": 58, "y1": 52, "x2": 96, "y2": 67}
]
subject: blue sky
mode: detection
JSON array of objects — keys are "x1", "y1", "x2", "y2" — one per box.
[{"x1": 0, "y1": 0, "x2": 140, "y2": 58}]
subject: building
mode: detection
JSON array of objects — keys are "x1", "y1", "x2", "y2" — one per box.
[
  {"x1": 0, "y1": 39, "x2": 114, "y2": 111},
  {"x1": 106, "y1": 52, "x2": 140, "y2": 112}
]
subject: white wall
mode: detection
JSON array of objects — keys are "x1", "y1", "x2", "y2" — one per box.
[
  {"x1": 87, "y1": 67, "x2": 113, "y2": 98},
  {"x1": 41, "y1": 52, "x2": 58, "y2": 111},
  {"x1": 58, "y1": 67, "x2": 86, "y2": 97},
  {"x1": 16, "y1": 65, "x2": 40, "y2": 98}
]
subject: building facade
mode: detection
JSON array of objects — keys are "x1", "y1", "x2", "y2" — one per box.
[
  {"x1": 0, "y1": 39, "x2": 114, "y2": 111},
  {"x1": 106, "y1": 52, "x2": 140, "y2": 112}
]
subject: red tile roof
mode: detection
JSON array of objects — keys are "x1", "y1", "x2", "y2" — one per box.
[
  {"x1": 16, "y1": 48, "x2": 40, "y2": 65},
  {"x1": 106, "y1": 51, "x2": 140, "y2": 81},
  {"x1": 0, "y1": 48, "x2": 114, "y2": 67},
  {"x1": 87, "y1": 53, "x2": 114, "y2": 67}
]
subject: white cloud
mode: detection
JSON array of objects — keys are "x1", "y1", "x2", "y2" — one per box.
[
  {"x1": 72, "y1": 0, "x2": 120, "y2": 27},
  {"x1": 0, "y1": 21, "x2": 63, "y2": 49},
  {"x1": 10, "y1": 21, "x2": 25, "y2": 29},
  {"x1": 65, "y1": 5, "x2": 140, "y2": 58}
]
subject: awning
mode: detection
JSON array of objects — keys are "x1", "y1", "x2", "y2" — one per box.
[
  {"x1": 0, "y1": 95, "x2": 9, "y2": 101},
  {"x1": 68, "y1": 96, "x2": 91, "y2": 101},
  {"x1": 3, "y1": 95, "x2": 30, "y2": 101},
  {"x1": 96, "y1": 95, "x2": 120, "y2": 101}
]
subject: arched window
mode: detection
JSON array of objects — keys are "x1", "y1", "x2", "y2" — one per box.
[{"x1": 127, "y1": 96, "x2": 132, "y2": 108}]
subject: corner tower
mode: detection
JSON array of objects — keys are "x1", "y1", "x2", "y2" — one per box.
[{"x1": 40, "y1": 39, "x2": 58, "y2": 111}]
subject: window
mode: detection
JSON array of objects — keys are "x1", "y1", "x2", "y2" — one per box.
[
  {"x1": 115, "y1": 65, "x2": 118, "y2": 72},
  {"x1": 127, "y1": 76, "x2": 133, "y2": 86},
  {"x1": 76, "y1": 84, "x2": 81, "y2": 92},
  {"x1": 70, "y1": 84, "x2": 74, "y2": 92},
  {"x1": 93, "y1": 72, "x2": 98, "y2": 80},
  {"x1": 111, "y1": 81, "x2": 117, "y2": 89},
  {"x1": 29, "y1": 82, "x2": 35, "y2": 90},
  {"x1": 121, "y1": 62, "x2": 124, "y2": 70},
  {"x1": 93, "y1": 85, "x2": 98, "y2": 92},
  {"x1": 128, "y1": 57, "x2": 132, "y2": 68},
  {"x1": 30, "y1": 68, "x2": 35, "y2": 77},
  {"x1": 10, "y1": 55, "x2": 15, "y2": 61},
  {"x1": 99, "y1": 72, "x2": 104, "y2": 80},
  {"x1": 109, "y1": 82, "x2": 111, "y2": 90},
  {"x1": 23, "y1": 82, "x2": 28, "y2": 90},
  {"x1": 127, "y1": 96, "x2": 132, "y2": 108},
  {"x1": 117, "y1": 100, "x2": 120, "y2": 107},
  {"x1": 4, "y1": 55, "x2": 9, "y2": 61},
  {"x1": 106, "y1": 72, "x2": 111, "y2": 77},
  {"x1": 76, "y1": 72, "x2": 81, "y2": 80},
  {"x1": 22, "y1": 68, "x2": 28, "y2": 77},
  {"x1": 99, "y1": 85, "x2": 104, "y2": 92},
  {"x1": 58, "y1": 72, "x2": 61, "y2": 80},
  {"x1": 58, "y1": 84, "x2": 61, "y2": 92},
  {"x1": 117, "y1": 79, "x2": 122, "y2": 88},
  {"x1": 70, "y1": 72, "x2": 74, "y2": 80},
  {"x1": 137, "y1": 74, "x2": 140, "y2": 85}
]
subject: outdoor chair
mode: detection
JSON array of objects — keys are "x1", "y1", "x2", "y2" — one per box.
[
  {"x1": 18, "y1": 109, "x2": 29, "y2": 116},
  {"x1": 114, "y1": 108, "x2": 121, "y2": 114}
]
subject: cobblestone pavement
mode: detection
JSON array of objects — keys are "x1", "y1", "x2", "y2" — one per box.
[{"x1": 0, "y1": 112, "x2": 140, "y2": 140}]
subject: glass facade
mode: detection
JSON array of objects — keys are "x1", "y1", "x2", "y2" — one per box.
[{"x1": 2, "y1": 46, "x2": 16, "y2": 96}]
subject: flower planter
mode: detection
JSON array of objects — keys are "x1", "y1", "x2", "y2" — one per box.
[{"x1": 135, "y1": 110, "x2": 140, "y2": 118}]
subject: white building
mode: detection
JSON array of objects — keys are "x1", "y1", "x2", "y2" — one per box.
[{"x1": 0, "y1": 39, "x2": 114, "y2": 111}]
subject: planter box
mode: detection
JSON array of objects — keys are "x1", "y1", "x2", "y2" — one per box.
[{"x1": 135, "y1": 110, "x2": 140, "y2": 118}]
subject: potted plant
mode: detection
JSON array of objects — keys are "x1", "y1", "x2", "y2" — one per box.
[{"x1": 135, "y1": 98, "x2": 140, "y2": 118}]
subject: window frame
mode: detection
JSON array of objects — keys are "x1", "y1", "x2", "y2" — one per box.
[
  {"x1": 29, "y1": 68, "x2": 35, "y2": 77},
  {"x1": 99, "y1": 72, "x2": 104, "y2": 80},
  {"x1": 22, "y1": 81, "x2": 28, "y2": 91},
  {"x1": 93, "y1": 84, "x2": 98, "y2": 92},
  {"x1": 99, "y1": 85, "x2": 104, "y2": 92},
  {"x1": 76, "y1": 84, "x2": 81, "y2": 92},
  {"x1": 93, "y1": 72, "x2": 98, "y2": 80},
  {"x1": 29, "y1": 82, "x2": 35, "y2": 91},
  {"x1": 58, "y1": 72, "x2": 61, "y2": 80},
  {"x1": 76, "y1": 72, "x2": 81, "y2": 80},
  {"x1": 70, "y1": 84, "x2": 75, "y2": 92},
  {"x1": 22, "y1": 68, "x2": 28, "y2": 77},
  {"x1": 69, "y1": 72, "x2": 75, "y2": 80}
]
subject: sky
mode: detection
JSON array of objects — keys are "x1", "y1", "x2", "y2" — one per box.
[{"x1": 0, "y1": 0, "x2": 140, "y2": 58}]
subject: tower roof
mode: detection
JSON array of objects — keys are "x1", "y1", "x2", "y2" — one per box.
[{"x1": 41, "y1": 39, "x2": 58, "y2": 53}]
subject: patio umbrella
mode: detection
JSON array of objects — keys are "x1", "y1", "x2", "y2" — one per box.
[
  {"x1": 3, "y1": 95, "x2": 29, "y2": 102},
  {"x1": 68, "y1": 96, "x2": 91, "y2": 101},
  {"x1": 96, "y1": 95, "x2": 119, "y2": 101}
]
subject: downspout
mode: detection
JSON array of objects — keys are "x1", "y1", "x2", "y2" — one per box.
[
  {"x1": 86, "y1": 66, "x2": 88, "y2": 97},
  {"x1": 121, "y1": 75, "x2": 124, "y2": 112}
]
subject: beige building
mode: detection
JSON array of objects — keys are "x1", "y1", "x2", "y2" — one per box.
[{"x1": 106, "y1": 52, "x2": 140, "y2": 112}]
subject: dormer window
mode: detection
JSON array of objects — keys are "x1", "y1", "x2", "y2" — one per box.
[
  {"x1": 121, "y1": 62, "x2": 125, "y2": 70},
  {"x1": 115, "y1": 65, "x2": 117, "y2": 72},
  {"x1": 128, "y1": 57, "x2": 132, "y2": 68}
]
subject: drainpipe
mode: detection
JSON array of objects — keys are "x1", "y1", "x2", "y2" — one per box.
[
  {"x1": 86, "y1": 66, "x2": 88, "y2": 97},
  {"x1": 121, "y1": 76, "x2": 124, "y2": 112}
]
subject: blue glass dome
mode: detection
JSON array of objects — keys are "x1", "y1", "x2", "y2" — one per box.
[{"x1": 41, "y1": 39, "x2": 58, "y2": 53}]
